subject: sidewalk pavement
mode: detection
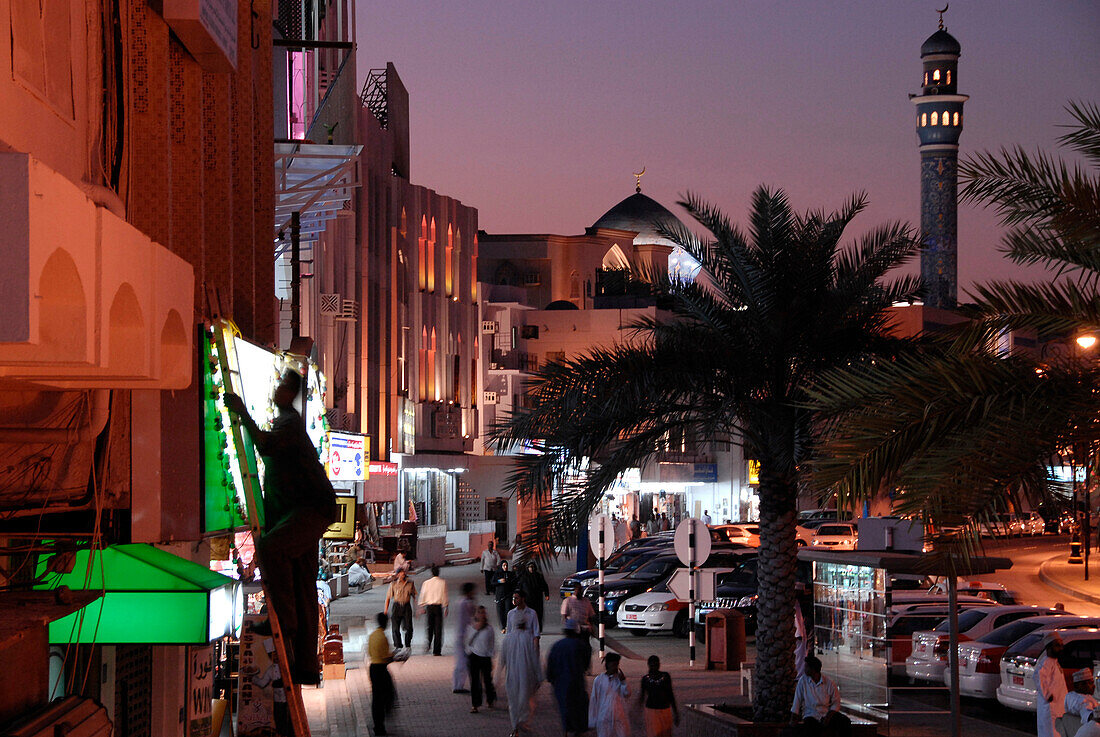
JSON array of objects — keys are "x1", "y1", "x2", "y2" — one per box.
[
  {"x1": 1039, "y1": 552, "x2": 1100, "y2": 606},
  {"x1": 303, "y1": 558, "x2": 747, "y2": 737}
]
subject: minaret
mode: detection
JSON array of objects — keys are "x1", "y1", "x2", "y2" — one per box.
[{"x1": 911, "y1": 11, "x2": 967, "y2": 310}]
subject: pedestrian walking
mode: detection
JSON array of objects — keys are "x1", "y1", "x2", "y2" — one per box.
[
  {"x1": 224, "y1": 372, "x2": 337, "y2": 685},
  {"x1": 480, "y1": 540, "x2": 501, "y2": 594},
  {"x1": 658, "y1": 513, "x2": 670, "y2": 532},
  {"x1": 561, "y1": 582, "x2": 595, "y2": 670},
  {"x1": 501, "y1": 591, "x2": 542, "y2": 737},
  {"x1": 546, "y1": 620, "x2": 589, "y2": 737},
  {"x1": 368, "y1": 612, "x2": 396, "y2": 736},
  {"x1": 702, "y1": 509, "x2": 713, "y2": 525},
  {"x1": 452, "y1": 582, "x2": 477, "y2": 693},
  {"x1": 493, "y1": 560, "x2": 515, "y2": 630},
  {"x1": 639, "y1": 656, "x2": 679, "y2": 737},
  {"x1": 1035, "y1": 634, "x2": 1067, "y2": 737},
  {"x1": 464, "y1": 606, "x2": 497, "y2": 713},
  {"x1": 519, "y1": 561, "x2": 550, "y2": 629},
  {"x1": 645, "y1": 515, "x2": 659, "y2": 536},
  {"x1": 589, "y1": 652, "x2": 630, "y2": 737},
  {"x1": 419, "y1": 565, "x2": 448, "y2": 655},
  {"x1": 384, "y1": 569, "x2": 416, "y2": 650},
  {"x1": 629, "y1": 514, "x2": 642, "y2": 540}
]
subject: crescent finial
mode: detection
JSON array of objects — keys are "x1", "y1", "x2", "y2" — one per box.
[
  {"x1": 633, "y1": 166, "x2": 646, "y2": 193},
  {"x1": 936, "y1": 4, "x2": 949, "y2": 30}
]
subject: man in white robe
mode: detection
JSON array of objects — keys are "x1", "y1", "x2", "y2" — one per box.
[
  {"x1": 501, "y1": 591, "x2": 542, "y2": 736},
  {"x1": 1035, "y1": 635, "x2": 1067, "y2": 737},
  {"x1": 589, "y1": 651, "x2": 630, "y2": 737}
]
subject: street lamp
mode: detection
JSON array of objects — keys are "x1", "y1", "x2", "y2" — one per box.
[{"x1": 1076, "y1": 334, "x2": 1097, "y2": 350}]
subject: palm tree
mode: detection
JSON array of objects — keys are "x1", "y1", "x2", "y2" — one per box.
[
  {"x1": 492, "y1": 187, "x2": 921, "y2": 721},
  {"x1": 810, "y1": 102, "x2": 1100, "y2": 539}
]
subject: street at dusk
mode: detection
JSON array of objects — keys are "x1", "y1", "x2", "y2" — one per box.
[{"x1": 1, "y1": 2, "x2": 1098, "y2": 737}]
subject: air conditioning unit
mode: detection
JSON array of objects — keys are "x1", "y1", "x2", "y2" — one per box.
[
  {"x1": 481, "y1": 320, "x2": 498, "y2": 333},
  {"x1": 335, "y1": 299, "x2": 359, "y2": 322},
  {"x1": 483, "y1": 391, "x2": 498, "y2": 404}
]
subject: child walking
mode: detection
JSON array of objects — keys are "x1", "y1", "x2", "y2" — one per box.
[
  {"x1": 639, "y1": 655, "x2": 679, "y2": 737},
  {"x1": 589, "y1": 652, "x2": 630, "y2": 737}
]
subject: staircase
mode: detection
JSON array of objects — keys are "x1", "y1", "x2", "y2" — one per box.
[{"x1": 444, "y1": 542, "x2": 477, "y2": 566}]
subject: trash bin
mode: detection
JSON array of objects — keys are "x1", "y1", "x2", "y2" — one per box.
[{"x1": 706, "y1": 608, "x2": 746, "y2": 671}]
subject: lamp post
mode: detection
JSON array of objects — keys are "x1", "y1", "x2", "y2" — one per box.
[{"x1": 1076, "y1": 335, "x2": 1097, "y2": 579}]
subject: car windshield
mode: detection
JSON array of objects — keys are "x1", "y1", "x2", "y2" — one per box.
[
  {"x1": 817, "y1": 525, "x2": 851, "y2": 536},
  {"x1": 630, "y1": 558, "x2": 677, "y2": 579},
  {"x1": 934, "y1": 609, "x2": 988, "y2": 633},
  {"x1": 618, "y1": 551, "x2": 660, "y2": 573},
  {"x1": 981, "y1": 620, "x2": 1046, "y2": 646}
]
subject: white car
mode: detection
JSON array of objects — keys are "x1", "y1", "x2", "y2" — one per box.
[
  {"x1": 905, "y1": 606, "x2": 1062, "y2": 682},
  {"x1": 928, "y1": 579, "x2": 1018, "y2": 605},
  {"x1": 885, "y1": 602, "x2": 997, "y2": 677},
  {"x1": 714, "y1": 524, "x2": 760, "y2": 547},
  {"x1": 948, "y1": 614, "x2": 1097, "y2": 699},
  {"x1": 616, "y1": 589, "x2": 691, "y2": 637},
  {"x1": 1020, "y1": 512, "x2": 1046, "y2": 536},
  {"x1": 811, "y1": 523, "x2": 858, "y2": 550},
  {"x1": 997, "y1": 628, "x2": 1100, "y2": 711}
]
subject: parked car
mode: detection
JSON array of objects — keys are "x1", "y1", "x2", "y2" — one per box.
[
  {"x1": 799, "y1": 509, "x2": 839, "y2": 524},
  {"x1": 559, "y1": 544, "x2": 670, "y2": 598},
  {"x1": 927, "y1": 579, "x2": 1018, "y2": 605},
  {"x1": 795, "y1": 525, "x2": 816, "y2": 547},
  {"x1": 978, "y1": 513, "x2": 1021, "y2": 537},
  {"x1": 811, "y1": 523, "x2": 858, "y2": 550},
  {"x1": 905, "y1": 606, "x2": 1064, "y2": 683},
  {"x1": 997, "y1": 628, "x2": 1100, "y2": 711},
  {"x1": 948, "y1": 614, "x2": 1099, "y2": 699},
  {"x1": 713, "y1": 524, "x2": 760, "y2": 547},
  {"x1": 883, "y1": 600, "x2": 1001, "y2": 677},
  {"x1": 583, "y1": 551, "x2": 748, "y2": 622},
  {"x1": 694, "y1": 554, "x2": 813, "y2": 635},
  {"x1": 615, "y1": 581, "x2": 692, "y2": 637}
]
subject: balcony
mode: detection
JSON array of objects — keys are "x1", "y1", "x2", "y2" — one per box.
[{"x1": 0, "y1": 153, "x2": 193, "y2": 388}]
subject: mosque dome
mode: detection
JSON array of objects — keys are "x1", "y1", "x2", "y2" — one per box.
[
  {"x1": 591, "y1": 192, "x2": 684, "y2": 246},
  {"x1": 921, "y1": 29, "x2": 961, "y2": 57}
]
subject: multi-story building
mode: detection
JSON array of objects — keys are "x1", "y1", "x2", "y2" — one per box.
[
  {"x1": 471, "y1": 185, "x2": 754, "y2": 542},
  {"x1": 0, "y1": 2, "x2": 275, "y2": 734}
]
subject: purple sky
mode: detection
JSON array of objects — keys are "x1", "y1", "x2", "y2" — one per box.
[{"x1": 357, "y1": 1, "x2": 1100, "y2": 291}]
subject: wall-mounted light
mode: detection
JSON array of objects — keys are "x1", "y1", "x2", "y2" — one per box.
[{"x1": 1076, "y1": 334, "x2": 1097, "y2": 350}]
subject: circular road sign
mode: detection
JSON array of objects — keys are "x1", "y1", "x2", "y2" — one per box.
[
  {"x1": 588, "y1": 513, "x2": 616, "y2": 556},
  {"x1": 674, "y1": 518, "x2": 712, "y2": 567}
]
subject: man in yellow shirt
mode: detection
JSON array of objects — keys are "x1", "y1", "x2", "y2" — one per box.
[{"x1": 369, "y1": 612, "x2": 396, "y2": 736}]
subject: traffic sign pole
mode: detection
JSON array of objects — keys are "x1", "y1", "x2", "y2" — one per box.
[
  {"x1": 598, "y1": 527, "x2": 605, "y2": 658},
  {"x1": 689, "y1": 528, "x2": 696, "y2": 667}
]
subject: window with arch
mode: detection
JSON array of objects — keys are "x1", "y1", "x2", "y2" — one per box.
[
  {"x1": 445, "y1": 224, "x2": 454, "y2": 297},
  {"x1": 429, "y1": 327, "x2": 438, "y2": 400},
  {"x1": 946, "y1": 69, "x2": 951, "y2": 85},
  {"x1": 419, "y1": 326, "x2": 428, "y2": 398},
  {"x1": 932, "y1": 69, "x2": 940, "y2": 82},
  {"x1": 471, "y1": 234, "x2": 478, "y2": 303},
  {"x1": 953, "y1": 112, "x2": 959, "y2": 126},
  {"x1": 418, "y1": 216, "x2": 427, "y2": 290},
  {"x1": 930, "y1": 111, "x2": 938, "y2": 126},
  {"x1": 400, "y1": 208, "x2": 407, "y2": 237},
  {"x1": 923, "y1": 72, "x2": 929, "y2": 86},
  {"x1": 921, "y1": 113, "x2": 927, "y2": 127},
  {"x1": 943, "y1": 111, "x2": 950, "y2": 125}
]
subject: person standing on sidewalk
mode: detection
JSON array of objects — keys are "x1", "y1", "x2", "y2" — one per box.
[
  {"x1": 546, "y1": 620, "x2": 589, "y2": 737},
  {"x1": 561, "y1": 582, "x2": 595, "y2": 671},
  {"x1": 519, "y1": 561, "x2": 550, "y2": 629},
  {"x1": 384, "y1": 569, "x2": 417, "y2": 651},
  {"x1": 639, "y1": 655, "x2": 679, "y2": 737},
  {"x1": 589, "y1": 652, "x2": 630, "y2": 737},
  {"x1": 368, "y1": 612, "x2": 396, "y2": 736},
  {"x1": 452, "y1": 582, "x2": 477, "y2": 693},
  {"x1": 464, "y1": 605, "x2": 497, "y2": 713},
  {"x1": 480, "y1": 540, "x2": 501, "y2": 595},
  {"x1": 419, "y1": 565, "x2": 449, "y2": 656},
  {"x1": 1035, "y1": 634, "x2": 1067, "y2": 737}
]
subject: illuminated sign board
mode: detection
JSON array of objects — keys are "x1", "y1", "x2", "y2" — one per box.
[
  {"x1": 369, "y1": 462, "x2": 398, "y2": 476},
  {"x1": 323, "y1": 497, "x2": 357, "y2": 540},
  {"x1": 328, "y1": 432, "x2": 368, "y2": 481}
]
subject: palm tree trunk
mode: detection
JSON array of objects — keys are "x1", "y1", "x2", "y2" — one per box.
[{"x1": 753, "y1": 465, "x2": 800, "y2": 722}]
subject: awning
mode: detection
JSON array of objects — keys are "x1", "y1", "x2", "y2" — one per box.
[
  {"x1": 37, "y1": 544, "x2": 242, "y2": 645},
  {"x1": 273, "y1": 142, "x2": 361, "y2": 256}
]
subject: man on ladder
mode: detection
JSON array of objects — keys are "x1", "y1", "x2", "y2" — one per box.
[{"x1": 226, "y1": 369, "x2": 337, "y2": 686}]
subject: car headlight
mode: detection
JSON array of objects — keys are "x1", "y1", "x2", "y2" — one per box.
[
  {"x1": 736, "y1": 595, "x2": 758, "y2": 608},
  {"x1": 812, "y1": 539, "x2": 821, "y2": 545},
  {"x1": 646, "y1": 602, "x2": 670, "y2": 612}
]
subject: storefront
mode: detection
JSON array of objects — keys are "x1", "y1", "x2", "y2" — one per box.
[{"x1": 400, "y1": 467, "x2": 456, "y2": 528}]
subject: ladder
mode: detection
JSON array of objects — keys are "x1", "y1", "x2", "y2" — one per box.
[{"x1": 211, "y1": 322, "x2": 312, "y2": 737}]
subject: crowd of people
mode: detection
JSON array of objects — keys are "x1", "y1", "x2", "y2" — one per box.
[{"x1": 367, "y1": 557, "x2": 683, "y2": 737}]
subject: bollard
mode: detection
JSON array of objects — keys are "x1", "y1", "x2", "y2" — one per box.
[{"x1": 1069, "y1": 538, "x2": 1084, "y2": 564}]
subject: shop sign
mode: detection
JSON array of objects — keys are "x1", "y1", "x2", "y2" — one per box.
[
  {"x1": 328, "y1": 431, "x2": 368, "y2": 481},
  {"x1": 238, "y1": 616, "x2": 281, "y2": 736},
  {"x1": 693, "y1": 463, "x2": 718, "y2": 483},
  {"x1": 659, "y1": 462, "x2": 718, "y2": 483},
  {"x1": 323, "y1": 497, "x2": 356, "y2": 540},
  {"x1": 747, "y1": 459, "x2": 760, "y2": 485},
  {"x1": 187, "y1": 645, "x2": 214, "y2": 737},
  {"x1": 369, "y1": 461, "x2": 399, "y2": 476}
]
